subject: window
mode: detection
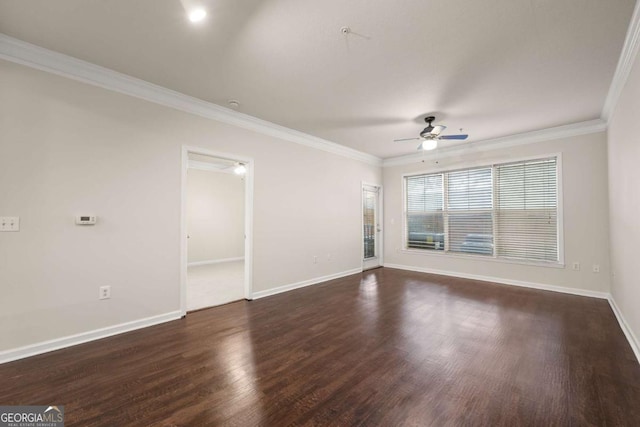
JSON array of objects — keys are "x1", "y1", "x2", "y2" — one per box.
[
  {"x1": 404, "y1": 156, "x2": 559, "y2": 264},
  {"x1": 495, "y1": 158, "x2": 558, "y2": 262},
  {"x1": 447, "y1": 168, "x2": 493, "y2": 255},
  {"x1": 406, "y1": 174, "x2": 444, "y2": 250},
  {"x1": 363, "y1": 187, "x2": 376, "y2": 259}
]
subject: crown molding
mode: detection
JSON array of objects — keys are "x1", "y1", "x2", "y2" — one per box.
[
  {"x1": 601, "y1": 0, "x2": 640, "y2": 122},
  {"x1": 188, "y1": 159, "x2": 236, "y2": 174},
  {"x1": 0, "y1": 33, "x2": 382, "y2": 167},
  {"x1": 382, "y1": 119, "x2": 607, "y2": 168},
  {"x1": 0, "y1": 31, "x2": 622, "y2": 168}
]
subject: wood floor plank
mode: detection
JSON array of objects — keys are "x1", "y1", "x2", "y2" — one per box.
[{"x1": 1, "y1": 267, "x2": 639, "y2": 426}]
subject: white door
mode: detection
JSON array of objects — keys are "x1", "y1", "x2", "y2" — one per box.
[{"x1": 362, "y1": 184, "x2": 382, "y2": 270}]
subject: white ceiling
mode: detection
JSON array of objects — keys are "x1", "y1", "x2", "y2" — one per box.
[{"x1": 0, "y1": 0, "x2": 635, "y2": 158}]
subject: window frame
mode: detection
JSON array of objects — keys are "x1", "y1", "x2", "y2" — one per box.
[{"x1": 401, "y1": 153, "x2": 564, "y2": 268}]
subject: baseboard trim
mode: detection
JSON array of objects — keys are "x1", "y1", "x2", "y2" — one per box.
[
  {"x1": 383, "y1": 263, "x2": 609, "y2": 299},
  {"x1": 0, "y1": 310, "x2": 183, "y2": 364},
  {"x1": 3, "y1": 271, "x2": 636, "y2": 368},
  {"x1": 188, "y1": 257, "x2": 244, "y2": 267},
  {"x1": 384, "y1": 263, "x2": 639, "y2": 364},
  {"x1": 251, "y1": 268, "x2": 363, "y2": 300},
  {"x1": 607, "y1": 296, "x2": 640, "y2": 364}
]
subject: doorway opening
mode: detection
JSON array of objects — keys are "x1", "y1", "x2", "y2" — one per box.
[
  {"x1": 181, "y1": 147, "x2": 253, "y2": 314},
  {"x1": 362, "y1": 183, "x2": 383, "y2": 270}
]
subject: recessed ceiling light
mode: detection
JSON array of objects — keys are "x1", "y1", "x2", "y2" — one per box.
[{"x1": 188, "y1": 8, "x2": 207, "y2": 23}]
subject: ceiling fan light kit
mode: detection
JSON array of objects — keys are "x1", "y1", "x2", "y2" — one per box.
[
  {"x1": 188, "y1": 8, "x2": 207, "y2": 23},
  {"x1": 233, "y1": 163, "x2": 247, "y2": 175},
  {"x1": 395, "y1": 116, "x2": 469, "y2": 151},
  {"x1": 419, "y1": 140, "x2": 438, "y2": 151}
]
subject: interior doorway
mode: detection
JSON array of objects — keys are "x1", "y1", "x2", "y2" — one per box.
[
  {"x1": 362, "y1": 183, "x2": 383, "y2": 270},
  {"x1": 181, "y1": 147, "x2": 253, "y2": 314}
]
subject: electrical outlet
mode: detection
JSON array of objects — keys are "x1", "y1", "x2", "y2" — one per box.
[
  {"x1": 592, "y1": 264, "x2": 600, "y2": 273},
  {"x1": 572, "y1": 262, "x2": 580, "y2": 271},
  {"x1": 0, "y1": 217, "x2": 20, "y2": 232},
  {"x1": 99, "y1": 286, "x2": 111, "y2": 300}
]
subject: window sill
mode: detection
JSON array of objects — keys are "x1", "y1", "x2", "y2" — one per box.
[{"x1": 399, "y1": 248, "x2": 565, "y2": 269}]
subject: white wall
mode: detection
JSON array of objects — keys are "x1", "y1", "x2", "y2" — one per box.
[
  {"x1": 187, "y1": 169, "x2": 244, "y2": 264},
  {"x1": 0, "y1": 59, "x2": 380, "y2": 352},
  {"x1": 383, "y1": 132, "x2": 611, "y2": 294},
  {"x1": 607, "y1": 46, "x2": 640, "y2": 348}
]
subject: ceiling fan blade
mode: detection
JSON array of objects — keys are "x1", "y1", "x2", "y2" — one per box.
[
  {"x1": 439, "y1": 134, "x2": 469, "y2": 140},
  {"x1": 394, "y1": 137, "x2": 421, "y2": 142},
  {"x1": 430, "y1": 125, "x2": 446, "y2": 136}
]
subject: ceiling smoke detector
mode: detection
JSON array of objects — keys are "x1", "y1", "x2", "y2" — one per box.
[{"x1": 228, "y1": 100, "x2": 240, "y2": 109}]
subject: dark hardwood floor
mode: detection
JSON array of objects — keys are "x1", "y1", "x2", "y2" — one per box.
[{"x1": 1, "y1": 268, "x2": 639, "y2": 426}]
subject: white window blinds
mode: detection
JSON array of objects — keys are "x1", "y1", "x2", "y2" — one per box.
[
  {"x1": 495, "y1": 158, "x2": 558, "y2": 262},
  {"x1": 447, "y1": 168, "x2": 493, "y2": 255},
  {"x1": 404, "y1": 156, "x2": 559, "y2": 263},
  {"x1": 406, "y1": 174, "x2": 444, "y2": 250}
]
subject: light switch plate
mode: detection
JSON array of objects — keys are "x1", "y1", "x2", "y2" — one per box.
[{"x1": 0, "y1": 217, "x2": 20, "y2": 232}]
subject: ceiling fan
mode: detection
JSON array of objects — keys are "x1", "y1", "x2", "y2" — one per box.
[{"x1": 394, "y1": 116, "x2": 468, "y2": 150}]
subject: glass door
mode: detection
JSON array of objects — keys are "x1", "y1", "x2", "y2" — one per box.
[{"x1": 363, "y1": 184, "x2": 382, "y2": 270}]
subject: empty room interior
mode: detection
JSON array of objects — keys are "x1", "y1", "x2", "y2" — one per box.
[
  {"x1": 1, "y1": 0, "x2": 640, "y2": 425},
  {"x1": 186, "y1": 153, "x2": 247, "y2": 311}
]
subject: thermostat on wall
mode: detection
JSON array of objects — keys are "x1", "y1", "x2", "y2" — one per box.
[{"x1": 75, "y1": 215, "x2": 97, "y2": 225}]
